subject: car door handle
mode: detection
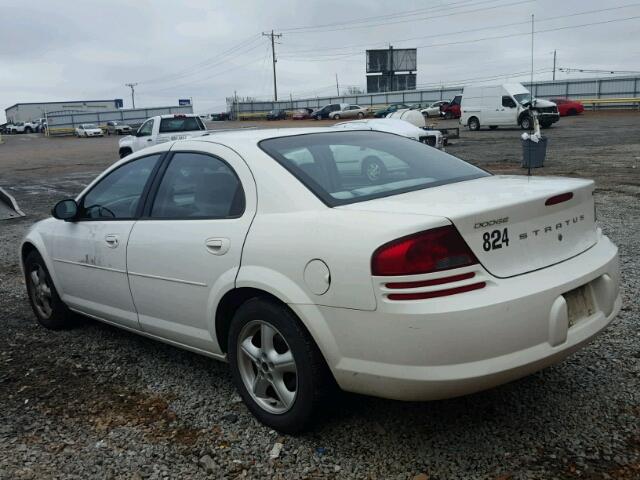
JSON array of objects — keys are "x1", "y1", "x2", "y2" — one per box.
[
  {"x1": 105, "y1": 234, "x2": 119, "y2": 248},
  {"x1": 146, "y1": 138, "x2": 153, "y2": 142},
  {"x1": 205, "y1": 237, "x2": 230, "y2": 255}
]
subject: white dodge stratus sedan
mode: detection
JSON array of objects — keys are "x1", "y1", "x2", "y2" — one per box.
[{"x1": 21, "y1": 128, "x2": 620, "y2": 432}]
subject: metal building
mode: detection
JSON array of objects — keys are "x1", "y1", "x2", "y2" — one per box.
[{"x1": 5, "y1": 99, "x2": 123, "y2": 123}]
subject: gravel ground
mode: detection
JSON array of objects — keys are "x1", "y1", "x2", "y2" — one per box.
[{"x1": 0, "y1": 112, "x2": 639, "y2": 479}]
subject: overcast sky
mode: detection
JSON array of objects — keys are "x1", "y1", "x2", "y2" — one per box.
[{"x1": 1, "y1": 0, "x2": 639, "y2": 122}]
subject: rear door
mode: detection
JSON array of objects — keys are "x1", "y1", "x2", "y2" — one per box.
[{"x1": 126, "y1": 141, "x2": 256, "y2": 352}]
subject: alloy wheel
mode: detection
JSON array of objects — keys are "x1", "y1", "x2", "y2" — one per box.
[
  {"x1": 237, "y1": 320, "x2": 298, "y2": 414},
  {"x1": 28, "y1": 265, "x2": 53, "y2": 319}
]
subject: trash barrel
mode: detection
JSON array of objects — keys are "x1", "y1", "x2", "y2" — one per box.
[{"x1": 521, "y1": 137, "x2": 547, "y2": 168}]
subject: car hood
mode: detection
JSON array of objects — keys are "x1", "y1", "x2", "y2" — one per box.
[{"x1": 533, "y1": 98, "x2": 557, "y2": 108}]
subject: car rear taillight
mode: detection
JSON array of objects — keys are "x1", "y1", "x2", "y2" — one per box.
[
  {"x1": 545, "y1": 192, "x2": 573, "y2": 206},
  {"x1": 371, "y1": 225, "x2": 478, "y2": 276}
]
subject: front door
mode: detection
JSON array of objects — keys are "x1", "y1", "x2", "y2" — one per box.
[
  {"x1": 126, "y1": 142, "x2": 256, "y2": 352},
  {"x1": 133, "y1": 118, "x2": 155, "y2": 151},
  {"x1": 51, "y1": 153, "x2": 162, "y2": 328}
]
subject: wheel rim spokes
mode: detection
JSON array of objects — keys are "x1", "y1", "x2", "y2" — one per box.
[
  {"x1": 237, "y1": 320, "x2": 298, "y2": 414},
  {"x1": 29, "y1": 265, "x2": 53, "y2": 318}
]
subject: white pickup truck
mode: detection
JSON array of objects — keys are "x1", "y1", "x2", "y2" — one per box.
[
  {"x1": 118, "y1": 114, "x2": 207, "y2": 158},
  {"x1": 7, "y1": 121, "x2": 39, "y2": 134}
]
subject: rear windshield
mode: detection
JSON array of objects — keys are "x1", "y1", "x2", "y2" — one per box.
[
  {"x1": 159, "y1": 116, "x2": 204, "y2": 133},
  {"x1": 259, "y1": 131, "x2": 489, "y2": 206}
]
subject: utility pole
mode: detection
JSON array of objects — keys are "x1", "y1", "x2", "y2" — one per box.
[
  {"x1": 262, "y1": 30, "x2": 282, "y2": 101},
  {"x1": 335, "y1": 74, "x2": 340, "y2": 96},
  {"x1": 552, "y1": 49, "x2": 557, "y2": 81},
  {"x1": 125, "y1": 83, "x2": 138, "y2": 109}
]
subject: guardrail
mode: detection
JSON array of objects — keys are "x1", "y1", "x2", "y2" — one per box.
[{"x1": 578, "y1": 97, "x2": 640, "y2": 110}]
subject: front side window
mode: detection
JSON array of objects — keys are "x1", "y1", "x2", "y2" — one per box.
[
  {"x1": 150, "y1": 152, "x2": 245, "y2": 219},
  {"x1": 502, "y1": 96, "x2": 517, "y2": 108},
  {"x1": 138, "y1": 119, "x2": 154, "y2": 137},
  {"x1": 159, "y1": 116, "x2": 204, "y2": 133},
  {"x1": 80, "y1": 154, "x2": 160, "y2": 219},
  {"x1": 260, "y1": 131, "x2": 489, "y2": 207}
]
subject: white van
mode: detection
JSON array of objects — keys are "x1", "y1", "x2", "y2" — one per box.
[{"x1": 460, "y1": 83, "x2": 559, "y2": 131}]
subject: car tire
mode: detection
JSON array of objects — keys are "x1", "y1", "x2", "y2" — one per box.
[
  {"x1": 489, "y1": 125, "x2": 498, "y2": 130},
  {"x1": 468, "y1": 117, "x2": 480, "y2": 131},
  {"x1": 25, "y1": 127, "x2": 32, "y2": 134},
  {"x1": 362, "y1": 157, "x2": 387, "y2": 183},
  {"x1": 333, "y1": 114, "x2": 341, "y2": 120},
  {"x1": 423, "y1": 112, "x2": 430, "y2": 118},
  {"x1": 520, "y1": 114, "x2": 533, "y2": 130},
  {"x1": 357, "y1": 112, "x2": 365, "y2": 119},
  {"x1": 228, "y1": 298, "x2": 332, "y2": 434},
  {"x1": 24, "y1": 251, "x2": 74, "y2": 330},
  {"x1": 119, "y1": 148, "x2": 132, "y2": 159},
  {"x1": 540, "y1": 122, "x2": 552, "y2": 129},
  {"x1": 444, "y1": 111, "x2": 453, "y2": 120},
  {"x1": 568, "y1": 109, "x2": 577, "y2": 116},
  {"x1": 315, "y1": 115, "x2": 321, "y2": 121}
]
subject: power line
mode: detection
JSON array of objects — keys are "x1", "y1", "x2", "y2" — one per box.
[
  {"x1": 281, "y1": 0, "x2": 534, "y2": 34},
  {"x1": 140, "y1": 36, "x2": 263, "y2": 86},
  {"x1": 279, "y1": 2, "x2": 640, "y2": 57},
  {"x1": 279, "y1": 0, "x2": 514, "y2": 33},
  {"x1": 279, "y1": 14, "x2": 640, "y2": 62}
]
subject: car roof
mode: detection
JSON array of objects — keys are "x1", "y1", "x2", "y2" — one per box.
[
  {"x1": 199, "y1": 127, "x2": 356, "y2": 142},
  {"x1": 158, "y1": 114, "x2": 198, "y2": 118}
]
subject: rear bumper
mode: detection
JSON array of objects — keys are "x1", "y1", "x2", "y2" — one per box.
[{"x1": 300, "y1": 233, "x2": 619, "y2": 401}]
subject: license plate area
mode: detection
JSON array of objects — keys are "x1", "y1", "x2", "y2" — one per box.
[{"x1": 564, "y1": 284, "x2": 596, "y2": 328}]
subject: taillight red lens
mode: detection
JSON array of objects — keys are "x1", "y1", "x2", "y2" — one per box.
[
  {"x1": 545, "y1": 192, "x2": 573, "y2": 206},
  {"x1": 371, "y1": 225, "x2": 478, "y2": 276}
]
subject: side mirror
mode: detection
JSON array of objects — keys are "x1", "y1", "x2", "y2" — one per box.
[{"x1": 52, "y1": 199, "x2": 78, "y2": 221}]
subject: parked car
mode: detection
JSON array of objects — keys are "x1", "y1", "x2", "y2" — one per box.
[
  {"x1": 22, "y1": 128, "x2": 620, "y2": 433},
  {"x1": 550, "y1": 98, "x2": 585, "y2": 116},
  {"x1": 328, "y1": 104, "x2": 368, "y2": 120},
  {"x1": 333, "y1": 118, "x2": 444, "y2": 150},
  {"x1": 266, "y1": 109, "x2": 287, "y2": 121},
  {"x1": 118, "y1": 114, "x2": 207, "y2": 158},
  {"x1": 461, "y1": 83, "x2": 559, "y2": 131},
  {"x1": 421, "y1": 101, "x2": 450, "y2": 118},
  {"x1": 75, "y1": 124, "x2": 104, "y2": 137},
  {"x1": 312, "y1": 103, "x2": 345, "y2": 120},
  {"x1": 374, "y1": 103, "x2": 410, "y2": 118},
  {"x1": 441, "y1": 96, "x2": 462, "y2": 119},
  {"x1": 210, "y1": 112, "x2": 229, "y2": 121},
  {"x1": 105, "y1": 121, "x2": 132, "y2": 136},
  {"x1": 292, "y1": 108, "x2": 314, "y2": 120}
]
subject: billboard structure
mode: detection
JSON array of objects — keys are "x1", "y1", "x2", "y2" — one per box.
[{"x1": 366, "y1": 47, "x2": 417, "y2": 93}]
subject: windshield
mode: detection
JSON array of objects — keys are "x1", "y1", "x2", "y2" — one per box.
[
  {"x1": 514, "y1": 93, "x2": 533, "y2": 104},
  {"x1": 83, "y1": 124, "x2": 97, "y2": 128},
  {"x1": 259, "y1": 131, "x2": 489, "y2": 207}
]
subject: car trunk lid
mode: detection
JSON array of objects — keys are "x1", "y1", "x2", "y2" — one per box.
[{"x1": 339, "y1": 175, "x2": 597, "y2": 278}]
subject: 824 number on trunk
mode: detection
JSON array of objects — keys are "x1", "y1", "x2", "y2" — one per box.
[{"x1": 482, "y1": 228, "x2": 509, "y2": 251}]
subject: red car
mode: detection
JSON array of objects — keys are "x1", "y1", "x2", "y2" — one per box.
[
  {"x1": 292, "y1": 108, "x2": 314, "y2": 120},
  {"x1": 550, "y1": 98, "x2": 584, "y2": 116},
  {"x1": 441, "y1": 95, "x2": 462, "y2": 119}
]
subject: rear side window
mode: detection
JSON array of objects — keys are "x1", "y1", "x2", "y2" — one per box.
[
  {"x1": 159, "y1": 117, "x2": 204, "y2": 133},
  {"x1": 150, "y1": 152, "x2": 244, "y2": 219},
  {"x1": 260, "y1": 131, "x2": 489, "y2": 207}
]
